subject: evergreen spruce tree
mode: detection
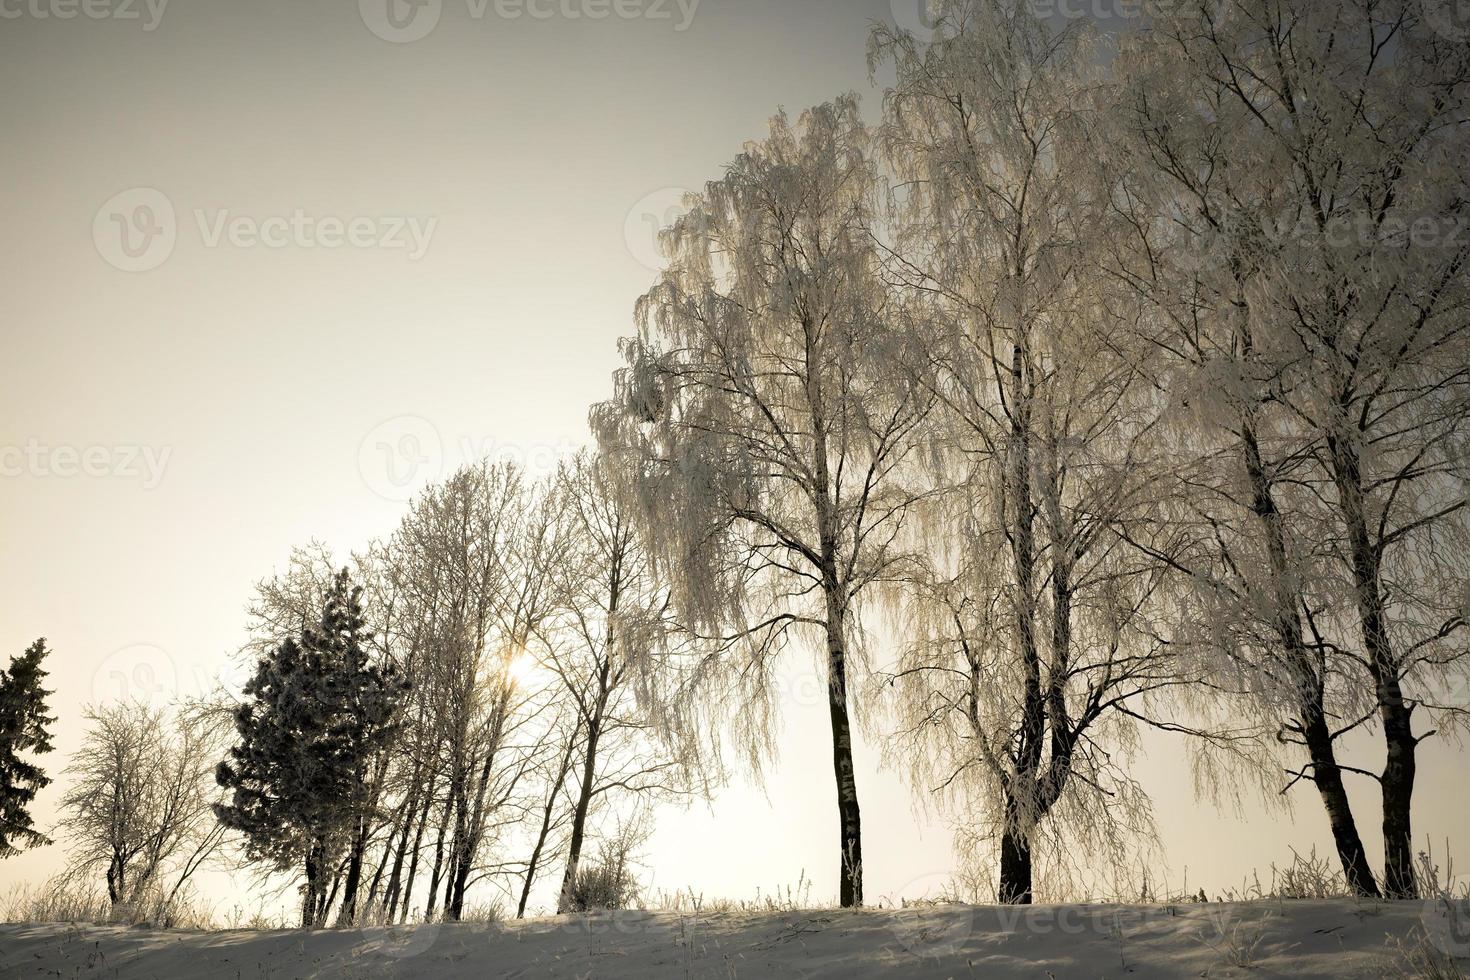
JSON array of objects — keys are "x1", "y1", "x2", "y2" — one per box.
[
  {"x1": 0, "y1": 638, "x2": 56, "y2": 858},
  {"x1": 215, "y1": 570, "x2": 407, "y2": 926}
]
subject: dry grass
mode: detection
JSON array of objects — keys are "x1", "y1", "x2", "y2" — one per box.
[
  {"x1": 1391, "y1": 929, "x2": 1466, "y2": 980},
  {"x1": 653, "y1": 871, "x2": 815, "y2": 915},
  {"x1": 3, "y1": 877, "x2": 216, "y2": 930}
]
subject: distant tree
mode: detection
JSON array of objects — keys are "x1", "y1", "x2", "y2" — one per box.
[
  {"x1": 215, "y1": 570, "x2": 408, "y2": 927},
  {"x1": 542, "y1": 452, "x2": 703, "y2": 914},
  {"x1": 385, "y1": 462, "x2": 560, "y2": 922},
  {"x1": 513, "y1": 710, "x2": 581, "y2": 918},
  {"x1": 0, "y1": 638, "x2": 56, "y2": 858},
  {"x1": 240, "y1": 541, "x2": 416, "y2": 925},
  {"x1": 58, "y1": 701, "x2": 229, "y2": 913}
]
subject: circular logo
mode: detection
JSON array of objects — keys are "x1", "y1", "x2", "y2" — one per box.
[
  {"x1": 358, "y1": 415, "x2": 444, "y2": 502},
  {"x1": 889, "y1": 0, "x2": 945, "y2": 38},
  {"x1": 1422, "y1": 0, "x2": 1470, "y2": 41},
  {"x1": 360, "y1": 0, "x2": 442, "y2": 43},
  {"x1": 482, "y1": 436, "x2": 580, "y2": 479},
  {"x1": 203, "y1": 657, "x2": 254, "y2": 706},
  {"x1": 355, "y1": 920, "x2": 443, "y2": 960},
  {"x1": 93, "y1": 187, "x2": 176, "y2": 273},
  {"x1": 1423, "y1": 898, "x2": 1470, "y2": 958},
  {"x1": 92, "y1": 644, "x2": 179, "y2": 708},
  {"x1": 623, "y1": 187, "x2": 697, "y2": 272},
  {"x1": 887, "y1": 872, "x2": 975, "y2": 961}
]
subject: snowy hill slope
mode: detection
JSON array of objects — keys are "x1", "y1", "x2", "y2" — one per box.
[{"x1": 2, "y1": 899, "x2": 1464, "y2": 979}]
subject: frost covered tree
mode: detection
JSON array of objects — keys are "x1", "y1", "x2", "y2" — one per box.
[
  {"x1": 215, "y1": 569, "x2": 408, "y2": 927},
  {"x1": 384, "y1": 461, "x2": 560, "y2": 921},
  {"x1": 593, "y1": 96, "x2": 935, "y2": 907},
  {"x1": 1107, "y1": 64, "x2": 1384, "y2": 897},
  {"x1": 243, "y1": 541, "x2": 359, "y2": 661},
  {"x1": 514, "y1": 711, "x2": 580, "y2": 918},
  {"x1": 0, "y1": 638, "x2": 55, "y2": 858},
  {"x1": 541, "y1": 452, "x2": 703, "y2": 913},
  {"x1": 1117, "y1": 0, "x2": 1470, "y2": 899},
  {"x1": 238, "y1": 542, "x2": 412, "y2": 924},
  {"x1": 867, "y1": 1, "x2": 1205, "y2": 905},
  {"x1": 58, "y1": 702, "x2": 229, "y2": 914}
]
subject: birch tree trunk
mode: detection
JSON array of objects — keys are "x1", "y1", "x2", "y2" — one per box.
[
  {"x1": 396, "y1": 779, "x2": 436, "y2": 922},
  {"x1": 557, "y1": 653, "x2": 612, "y2": 914},
  {"x1": 519, "y1": 730, "x2": 577, "y2": 918},
  {"x1": 1328, "y1": 433, "x2": 1419, "y2": 899},
  {"x1": 823, "y1": 580, "x2": 863, "y2": 908},
  {"x1": 1243, "y1": 422, "x2": 1380, "y2": 898},
  {"x1": 556, "y1": 709, "x2": 601, "y2": 913},
  {"x1": 997, "y1": 793, "x2": 1033, "y2": 905}
]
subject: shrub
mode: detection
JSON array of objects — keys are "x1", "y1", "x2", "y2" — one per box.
[{"x1": 567, "y1": 837, "x2": 641, "y2": 911}]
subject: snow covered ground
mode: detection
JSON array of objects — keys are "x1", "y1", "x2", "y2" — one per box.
[{"x1": 2, "y1": 899, "x2": 1464, "y2": 978}]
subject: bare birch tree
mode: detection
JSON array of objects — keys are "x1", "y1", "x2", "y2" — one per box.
[
  {"x1": 385, "y1": 461, "x2": 559, "y2": 920},
  {"x1": 1117, "y1": 0, "x2": 1470, "y2": 898},
  {"x1": 59, "y1": 702, "x2": 229, "y2": 916},
  {"x1": 539, "y1": 451, "x2": 702, "y2": 913},
  {"x1": 593, "y1": 96, "x2": 935, "y2": 907},
  {"x1": 867, "y1": 0, "x2": 1275, "y2": 904},
  {"x1": 1106, "y1": 59, "x2": 1385, "y2": 895}
]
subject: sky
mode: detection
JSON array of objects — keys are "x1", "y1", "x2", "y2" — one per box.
[{"x1": 1, "y1": 0, "x2": 1465, "y2": 919}]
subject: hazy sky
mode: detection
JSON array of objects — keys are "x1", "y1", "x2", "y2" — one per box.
[{"x1": 2, "y1": 0, "x2": 1464, "y2": 916}]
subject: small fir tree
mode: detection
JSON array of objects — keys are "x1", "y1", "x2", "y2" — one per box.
[
  {"x1": 0, "y1": 638, "x2": 56, "y2": 857},
  {"x1": 215, "y1": 570, "x2": 407, "y2": 926}
]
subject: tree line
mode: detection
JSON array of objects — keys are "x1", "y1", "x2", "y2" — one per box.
[
  {"x1": 2, "y1": 0, "x2": 1466, "y2": 920},
  {"x1": 591, "y1": 0, "x2": 1469, "y2": 907}
]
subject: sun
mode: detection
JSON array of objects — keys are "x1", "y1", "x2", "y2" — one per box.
[{"x1": 507, "y1": 650, "x2": 542, "y2": 685}]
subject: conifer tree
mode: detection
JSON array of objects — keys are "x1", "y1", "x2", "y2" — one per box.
[
  {"x1": 215, "y1": 570, "x2": 407, "y2": 926},
  {"x1": 0, "y1": 638, "x2": 56, "y2": 858}
]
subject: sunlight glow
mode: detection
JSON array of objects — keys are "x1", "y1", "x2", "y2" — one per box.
[{"x1": 508, "y1": 650, "x2": 542, "y2": 686}]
